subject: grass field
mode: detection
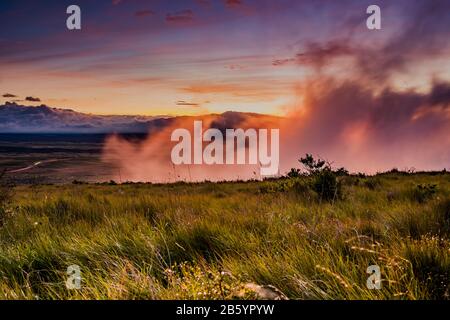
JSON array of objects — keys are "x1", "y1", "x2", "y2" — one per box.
[{"x1": 0, "y1": 172, "x2": 449, "y2": 300}]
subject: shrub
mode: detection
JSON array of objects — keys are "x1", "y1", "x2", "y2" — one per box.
[
  {"x1": 341, "y1": 176, "x2": 360, "y2": 187},
  {"x1": 410, "y1": 184, "x2": 437, "y2": 203},
  {"x1": 334, "y1": 167, "x2": 349, "y2": 176},
  {"x1": 363, "y1": 178, "x2": 382, "y2": 190},
  {"x1": 299, "y1": 153, "x2": 326, "y2": 174},
  {"x1": 312, "y1": 168, "x2": 342, "y2": 202},
  {"x1": 286, "y1": 168, "x2": 301, "y2": 178},
  {"x1": 72, "y1": 180, "x2": 86, "y2": 185},
  {"x1": 297, "y1": 154, "x2": 343, "y2": 202},
  {"x1": 292, "y1": 179, "x2": 310, "y2": 194}
]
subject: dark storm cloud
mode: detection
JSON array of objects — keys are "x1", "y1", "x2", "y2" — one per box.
[
  {"x1": 279, "y1": 0, "x2": 450, "y2": 172},
  {"x1": 273, "y1": 0, "x2": 450, "y2": 82},
  {"x1": 304, "y1": 80, "x2": 450, "y2": 143},
  {"x1": 356, "y1": 0, "x2": 450, "y2": 81},
  {"x1": 283, "y1": 79, "x2": 450, "y2": 173},
  {"x1": 2, "y1": 93, "x2": 17, "y2": 98}
]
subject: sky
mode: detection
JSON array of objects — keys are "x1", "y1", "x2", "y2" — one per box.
[
  {"x1": 1, "y1": 0, "x2": 448, "y2": 116},
  {"x1": 1, "y1": 0, "x2": 450, "y2": 177}
]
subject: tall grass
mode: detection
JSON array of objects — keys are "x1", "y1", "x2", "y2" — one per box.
[{"x1": 0, "y1": 173, "x2": 449, "y2": 299}]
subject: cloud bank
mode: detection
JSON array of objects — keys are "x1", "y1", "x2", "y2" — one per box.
[
  {"x1": 100, "y1": 0, "x2": 450, "y2": 181},
  {"x1": 0, "y1": 102, "x2": 164, "y2": 133}
]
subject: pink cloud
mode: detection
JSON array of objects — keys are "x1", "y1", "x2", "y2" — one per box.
[{"x1": 225, "y1": 0, "x2": 243, "y2": 7}]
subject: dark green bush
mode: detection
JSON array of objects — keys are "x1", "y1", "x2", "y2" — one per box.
[
  {"x1": 334, "y1": 167, "x2": 349, "y2": 176},
  {"x1": 72, "y1": 180, "x2": 86, "y2": 185},
  {"x1": 286, "y1": 168, "x2": 302, "y2": 178},
  {"x1": 294, "y1": 154, "x2": 344, "y2": 202},
  {"x1": 312, "y1": 168, "x2": 342, "y2": 202},
  {"x1": 363, "y1": 178, "x2": 382, "y2": 190},
  {"x1": 410, "y1": 184, "x2": 437, "y2": 203}
]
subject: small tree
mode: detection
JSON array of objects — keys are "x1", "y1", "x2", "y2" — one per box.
[
  {"x1": 299, "y1": 154, "x2": 342, "y2": 202},
  {"x1": 334, "y1": 167, "x2": 349, "y2": 176},
  {"x1": 299, "y1": 153, "x2": 326, "y2": 174},
  {"x1": 286, "y1": 168, "x2": 301, "y2": 178}
]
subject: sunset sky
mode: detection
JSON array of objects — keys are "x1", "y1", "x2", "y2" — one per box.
[{"x1": 1, "y1": 0, "x2": 449, "y2": 116}]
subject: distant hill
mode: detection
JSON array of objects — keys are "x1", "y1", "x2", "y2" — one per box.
[
  {"x1": 0, "y1": 102, "x2": 168, "y2": 133},
  {"x1": 0, "y1": 102, "x2": 280, "y2": 133}
]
